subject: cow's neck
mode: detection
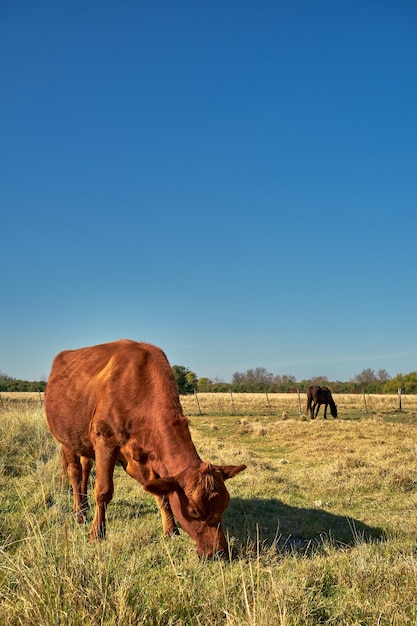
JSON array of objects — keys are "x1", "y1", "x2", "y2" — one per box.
[{"x1": 153, "y1": 413, "x2": 202, "y2": 476}]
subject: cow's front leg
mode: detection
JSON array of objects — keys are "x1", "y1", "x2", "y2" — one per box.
[
  {"x1": 155, "y1": 495, "x2": 180, "y2": 536},
  {"x1": 123, "y1": 457, "x2": 180, "y2": 536},
  {"x1": 89, "y1": 443, "x2": 118, "y2": 541}
]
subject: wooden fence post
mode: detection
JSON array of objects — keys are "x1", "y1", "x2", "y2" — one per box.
[
  {"x1": 398, "y1": 388, "x2": 402, "y2": 411},
  {"x1": 194, "y1": 390, "x2": 202, "y2": 415},
  {"x1": 297, "y1": 389, "x2": 302, "y2": 415},
  {"x1": 230, "y1": 391, "x2": 236, "y2": 414},
  {"x1": 265, "y1": 391, "x2": 272, "y2": 415},
  {"x1": 362, "y1": 390, "x2": 368, "y2": 414}
]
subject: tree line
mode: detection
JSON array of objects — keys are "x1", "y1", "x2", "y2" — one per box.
[
  {"x1": 2, "y1": 366, "x2": 417, "y2": 396},
  {"x1": 175, "y1": 366, "x2": 417, "y2": 395},
  {"x1": 0, "y1": 372, "x2": 46, "y2": 392}
]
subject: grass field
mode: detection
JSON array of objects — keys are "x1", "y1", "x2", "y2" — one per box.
[{"x1": 1, "y1": 394, "x2": 417, "y2": 624}]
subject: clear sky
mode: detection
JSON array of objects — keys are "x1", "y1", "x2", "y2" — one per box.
[{"x1": 1, "y1": 1, "x2": 417, "y2": 384}]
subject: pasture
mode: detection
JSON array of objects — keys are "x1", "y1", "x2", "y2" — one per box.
[{"x1": 1, "y1": 393, "x2": 417, "y2": 624}]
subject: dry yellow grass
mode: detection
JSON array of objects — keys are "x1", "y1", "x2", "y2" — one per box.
[
  {"x1": 0, "y1": 391, "x2": 44, "y2": 405},
  {"x1": 3, "y1": 399, "x2": 417, "y2": 624}
]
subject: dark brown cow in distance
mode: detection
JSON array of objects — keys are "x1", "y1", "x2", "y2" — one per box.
[
  {"x1": 45, "y1": 340, "x2": 246, "y2": 557},
  {"x1": 306, "y1": 385, "x2": 338, "y2": 420}
]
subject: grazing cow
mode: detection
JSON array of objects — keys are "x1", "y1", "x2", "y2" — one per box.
[
  {"x1": 306, "y1": 385, "x2": 338, "y2": 420},
  {"x1": 45, "y1": 340, "x2": 246, "y2": 557}
]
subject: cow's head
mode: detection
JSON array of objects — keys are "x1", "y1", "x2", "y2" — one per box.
[{"x1": 144, "y1": 462, "x2": 246, "y2": 557}]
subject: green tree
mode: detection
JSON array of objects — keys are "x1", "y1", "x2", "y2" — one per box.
[
  {"x1": 197, "y1": 377, "x2": 213, "y2": 392},
  {"x1": 384, "y1": 372, "x2": 417, "y2": 394},
  {"x1": 172, "y1": 365, "x2": 198, "y2": 395},
  {"x1": 0, "y1": 372, "x2": 46, "y2": 392}
]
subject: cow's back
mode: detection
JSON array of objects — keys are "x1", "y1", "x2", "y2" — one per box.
[{"x1": 45, "y1": 339, "x2": 180, "y2": 458}]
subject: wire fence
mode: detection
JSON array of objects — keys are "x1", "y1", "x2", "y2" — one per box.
[
  {"x1": 180, "y1": 391, "x2": 416, "y2": 419},
  {"x1": 0, "y1": 391, "x2": 414, "y2": 419}
]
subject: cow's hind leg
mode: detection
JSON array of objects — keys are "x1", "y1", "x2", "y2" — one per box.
[
  {"x1": 62, "y1": 447, "x2": 89, "y2": 523},
  {"x1": 60, "y1": 446, "x2": 69, "y2": 488},
  {"x1": 80, "y1": 456, "x2": 93, "y2": 513},
  {"x1": 89, "y1": 443, "x2": 118, "y2": 541}
]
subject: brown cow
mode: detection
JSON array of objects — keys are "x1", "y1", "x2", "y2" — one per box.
[{"x1": 45, "y1": 340, "x2": 246, "y2": 557}]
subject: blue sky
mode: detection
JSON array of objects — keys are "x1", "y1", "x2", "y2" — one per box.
[{"x1": 1, "y1": 1, "x2": 417, "y2": 383}]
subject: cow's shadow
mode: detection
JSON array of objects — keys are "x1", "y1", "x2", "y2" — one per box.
[{"x1": 224, "y1": 497, "x2": 384, "y2": 554}]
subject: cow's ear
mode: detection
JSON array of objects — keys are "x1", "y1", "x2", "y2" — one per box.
[
  {"x1": 220, "y1": 464, "x2": 247, "y2": 480},
  {"x1": 144, "y1": 477, "x2": 180, "y2": 496}
]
